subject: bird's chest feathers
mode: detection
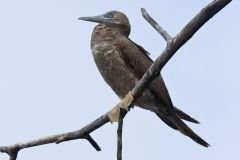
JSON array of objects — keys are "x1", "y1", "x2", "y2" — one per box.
[
  {"x1": 91, "y1": 41, "x2": 137, "y2": 97},
  {"x1": 91, "y1": 41, "x2": 120, "y2": 74}
]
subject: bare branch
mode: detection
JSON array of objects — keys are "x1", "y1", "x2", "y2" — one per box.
[
  {"x1": 10, "y1": 153, "x2": 18, "y2": 160},
  {"x1": 84, "y1": 135, "x2": 101, "y2": 151},
  {"x1": 132, "y1": 0, "x2": 231, "y2": 99},
  {"x1": 117, "y1": 108, "x2": 127, "y2": 160},
  {"x1": 0, "y1": 0, "x2": 231, "y2": 159},
  {"x1": 141, "y1": 8, "x2": 172, "y2": 41},
  {"x1": 0, "y1": 145, "x2": 19, "y2": 160},
  {"x1": 0, "y1": 114, "x2": 108, "y2": 158}
]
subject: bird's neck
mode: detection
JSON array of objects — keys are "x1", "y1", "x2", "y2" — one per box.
[{"x1": 92, "y1": 24, "x2": 129, "y2": 40}]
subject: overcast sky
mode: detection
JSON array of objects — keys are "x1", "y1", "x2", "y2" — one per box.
[{"x1": 0, "y1": 0, "x2": 239, "y2": 160}]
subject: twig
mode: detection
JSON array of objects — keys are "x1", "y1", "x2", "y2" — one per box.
[
  {"x1": 84, "y1": 135, "x2": 101, "y2": 151},
  {"x1": 117, "y1": 108, "x2": 128, "y2": 160},
  {"x1": 0, "y1": 114, "x2": 108, "y2": 159},
  {"x1": 141, "y1": 8, "x2": 172, "y2": 41},
  {"x1": 132, "y1": 0, "x2": 231, "y2": 99},
  {"x1": 0, "y1": 145, "x2": 19, "y2": 160},
  {"x1": 0, "y1": 0, "x2": 231, "y2": 159},
  {"x1": 117, "y1": 111, "x2": 123, "y2": 160}
]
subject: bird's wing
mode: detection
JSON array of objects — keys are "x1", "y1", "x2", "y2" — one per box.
[
  {"x1": 115, "y1": 36, "x2": 200, "y2": 123},
  {"x1": 114, "y1": 36, "x2": 209, "y2": 146},
  {"x1": 114, "y1": 36, "x2": 173, "y2": 108}
]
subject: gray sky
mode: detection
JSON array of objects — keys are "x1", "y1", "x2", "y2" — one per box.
[{"x1": 0, "y1": 0, "x2": 239, "y2": 159}]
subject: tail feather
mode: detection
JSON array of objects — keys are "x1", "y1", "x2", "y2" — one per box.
[
  {"x1": 174, "y1": 106, "x2": 200, "y2": 124},
  {"x1": 156, "y1": 111, "x2": 210, "y2": 147},
  {"x1": 158, "y1": 114, "x2": 178, "y2": 130}
]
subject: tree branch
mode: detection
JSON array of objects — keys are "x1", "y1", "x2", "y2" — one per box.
[
  {"x1": 0, "y1": 114, "x2": 108, "y2": 159},
  {"x1": 0, "y1": 0, "x2": 231, "y2": 159},
  {"x1": 132, "y1": 0, "x2": 231, "y2": 99},
  {"x1": 141, "y1": 8, "x2": 172, "y2": 42},
  {"x1": 117, "y1": 109, "x2": 124, "y2": 160},
  {"x1": 117, "y1": 108, "x2": 128, "y2": 160}
]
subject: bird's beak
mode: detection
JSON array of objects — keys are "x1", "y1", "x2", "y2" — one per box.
[{"x1": 78, "y1": 14, "x2": 115, "y2": 24}]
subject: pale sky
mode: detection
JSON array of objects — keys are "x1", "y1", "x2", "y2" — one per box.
[{"x1": 0, "y1": 0, "x2": 239, "y2": 160}]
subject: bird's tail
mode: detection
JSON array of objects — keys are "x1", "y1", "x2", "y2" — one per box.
[
  {"x1": 173, "y1": 106, "x2": 200, "y2": 124},
  {"x1": 156, "y1": 110, "x2": 210, "y2": 147}
]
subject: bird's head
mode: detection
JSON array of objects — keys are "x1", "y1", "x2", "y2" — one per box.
[{"x1": 79, "y1": 11, "x2": 131, "y2": 36}]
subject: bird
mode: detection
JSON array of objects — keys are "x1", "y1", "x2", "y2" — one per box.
[{"x1": 79, "y1": 11, "x2": 209, "y2": 147}]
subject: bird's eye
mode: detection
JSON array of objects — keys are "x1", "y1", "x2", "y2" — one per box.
[{"x1": 104, "y1": 13, "x2": 113, "y2": 18}]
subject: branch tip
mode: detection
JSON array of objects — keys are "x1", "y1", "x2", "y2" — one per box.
[
  {"x1": 84, "y1": 135, "x2": 101, "y2": 151},
  {"x1": 141, "y1": 8, "x2": 172, "y2": 41}
]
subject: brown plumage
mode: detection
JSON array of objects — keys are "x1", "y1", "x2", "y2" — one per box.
[{"x1": 79, "y1": 11, "x2": 209, "y2": 147}]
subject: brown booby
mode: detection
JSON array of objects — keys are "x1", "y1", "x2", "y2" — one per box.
[{"x1": 79, "y1": 11, "x2": 209, "y2": 147}]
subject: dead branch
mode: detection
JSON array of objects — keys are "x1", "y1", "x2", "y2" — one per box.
[
  {"x1": 117, "y1": 109, "x2": 126, "y2": 160},
  {"x1": 0, "y1": 114, "x2": 108, "y2": 160},
  {"x1": 141, "y1": 8, "x2": 172, "y2": 41},
  {"x1": 0, "y1": 0, "x2": 231, "y2": 159}
]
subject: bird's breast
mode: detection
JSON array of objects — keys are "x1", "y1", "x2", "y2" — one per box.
[
  {"x1": 91, "y1": 41, "x2": 138, "y2": 98},
  {"x1": 91, "y1": 41, "x2": 161, "y2": 112}
]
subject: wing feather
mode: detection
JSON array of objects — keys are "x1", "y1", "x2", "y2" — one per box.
[
  {"x1": 115, "y1": 36, "x2": 200, "y2": 124},
  {"x1": 115, "y1": 37, "x2": 173, "y2": 107}
]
